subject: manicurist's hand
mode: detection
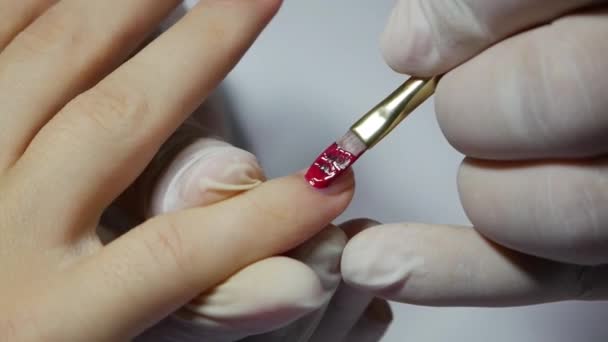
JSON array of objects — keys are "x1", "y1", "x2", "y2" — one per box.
[
  {"x1": 342, "y1": 0, "x2": 608, "y2": 306},
  {"x1": 0, "y1": 1, "x2": 354, "y2": 340}
]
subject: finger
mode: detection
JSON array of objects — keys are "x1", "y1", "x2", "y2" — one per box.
[
  {"x1": 240, "y1": 226, "x2": 347, "y2": 342},
  {"x1": 124, "y1": 136, "x2": 341, "y2": 340},
  {"x1": 342, "y1": 223, "x2": 608, "y2": 306},
  {"x1": 105, "y1": 96, "x2": 256, "y2": 233},
  {"x1": 0, "y1": 0, "x2": 56, "y2": 51},
  {"x1": 112, "y1": 136, "x2": 264, "y2": 227},
  {"x1": 39, "y1": 172, "x2": 354, "y2": 341},
  {"x1": 138, "y1": 257, "x2": 328, "y2": 342},
  {"x1": 286, "y1": 225, "x2": 346, "y2": 293},
  {"x1": 341, "y1": 299, "x2": 393, "y2": 342},
  {"x1": 458, "y1": 158, "x2": 608, "y2": 265},
  {"x1": 15, "y1": 0, "x2": 282, "y2": 237},
  {"x1": 435, "y1": 9, "x2": 608, "y2": 160},
  {"x1": 0, "y1": 0, "x2": 181, "y2": 170},
  {"x1": 148, "y1": 138, "x2": 264, "y2": 215},
  {"x1": 308, "y1": 219, "x2": 381, "y2": 342},
  {"x1": 381, "y1": 0, "x2": 596, "y2": 75}
]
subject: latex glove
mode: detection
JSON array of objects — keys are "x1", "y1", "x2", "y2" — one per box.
[
  {"x1": 342, "y1": 1, "x2": 608, "y2": 306},
  {"x1": 105, "y1": 102, "x2": 392, "y2": 341},
  {"x1": 241, "y1": 219, "x2": 393, "y2": 342},
  {"x1": 0, "y1": 0, "x2": 356, "y2": 340}
]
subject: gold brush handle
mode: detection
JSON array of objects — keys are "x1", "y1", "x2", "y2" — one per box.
[{"x1": 350, "y1": 76, "x2": 439, "y2": 148}]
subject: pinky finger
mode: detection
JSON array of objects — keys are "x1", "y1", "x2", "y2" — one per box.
[{"x1": 341, "y1": 223, "x2": 608, "y2": 306}]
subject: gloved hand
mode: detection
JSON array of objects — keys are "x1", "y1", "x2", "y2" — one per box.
[
  {"x1": 342, "y1": 0, "x2": 608, "y2": 306},
  {"x1": 103, "y1": 99, "x2": 393, "y2": 341}
]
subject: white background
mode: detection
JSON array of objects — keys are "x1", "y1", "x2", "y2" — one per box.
[{"x1": 186, "y1": 0, "x2": 608, "y2": 340}]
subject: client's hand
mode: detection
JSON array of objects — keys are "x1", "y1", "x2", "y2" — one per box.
[
  {"x1": 110, "y1": 104, "x2": 392, "y2": 342},
  {"x1": 0, "y1": 1, "x2": 354, "y2": 340}
]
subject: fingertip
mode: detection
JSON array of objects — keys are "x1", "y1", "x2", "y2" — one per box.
[
  {"x1": 288, "y1": 225, "x2": 347, "y2": 290},
  {"x1": 341, "y1": 224, "x2": 427, "y2": 301},
  {"x1": 296, "y1": 167, "x2": 356, "y2": 214},
  {"x1": 290, "y1": 224, "x2": 348, "y2": 259},
  {"x1": 381, "y1": 0, "x2": 441, "y2": 77},
  {"x1": 177, "y1": 256, "x2": 327, "y2": 334},
  {"x1": 246, "y1": 0, "x2": 283, "y2": 23},
  {"x1": 153, "y1": 139, "x2": 266, "y2": 214}
]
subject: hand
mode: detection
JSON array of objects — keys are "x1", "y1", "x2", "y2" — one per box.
[
  {"x1": 105, "y1": 104, "x2": 392, "y2": 341},
  {"x1": 0, "y1": 1, "x2": 355, "y2": 341},
  {"x1": 342, "y1": 0, "x2": 608, "y2": 306}
]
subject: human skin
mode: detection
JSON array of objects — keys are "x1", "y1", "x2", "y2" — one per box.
[{"x1": 0, "y1": 1, "x2": 356, "y2": 341}]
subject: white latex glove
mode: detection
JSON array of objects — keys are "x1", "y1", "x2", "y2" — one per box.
[{"x1": 342, "y1": 0, "x2": 608, "y2": 306}]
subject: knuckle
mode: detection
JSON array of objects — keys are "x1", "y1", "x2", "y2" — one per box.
[
  {"x1": 66, "y1": 81, "x2": 149, "y2": 139},
  {"x1": 15, "y1": 7, "x2": 86, "y2": 56},
  {"x1": 243, "y1": 195, "x2": 295, "y2": 229},
  {"x1": 142, "y1": 216, "x2": 191, "y2": 274}
]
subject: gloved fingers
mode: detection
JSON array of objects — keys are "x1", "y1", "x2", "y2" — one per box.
[
  {"x1": 103, "y1": 110, "x2": 264, "y2": 236},
  {"x1": 459, "y1": 157, "x2": 608, "y2": 265},
  {"x1": 146, "y1": 137, "x2": 264, "y2": 215},
  {"x1": 307, "y1": 219, "x2": 381, "y2": 342},
  {"x1": 238, "y1": 226, "x2": 348, "y2": 342},
  {"x1": 434, "y1": 9, "x2": 608, "y2": 160},
  {"x1": 381, "y1": 0, "x2": 596, "y2": 76},
  {"x1": 240, "y1": 306, "x2": 327, "y2": 342},
  {"x1": 306, "y1": 282, "x2": 374, "y2": 342},
  {"x1": 137, "y1": 256, "x2": 330, "y2": 342},
  {"x1": 342, "y1": 223, "x2": 608, "y2": 306},
  {"x1": 341, "y1": 299, "x2": 393, "y2": 342},
  {"x1": 286, "y1": 225, "x2": 347, "y2": 291}
]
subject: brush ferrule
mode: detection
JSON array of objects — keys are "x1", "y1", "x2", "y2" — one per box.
[{"x1": 350, "y1": 76, "x2": 438, "y2": 148}]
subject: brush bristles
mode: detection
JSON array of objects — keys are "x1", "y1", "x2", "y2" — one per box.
[{"x1": 337, "y1": 130, "x2": 367, "y2": 157}]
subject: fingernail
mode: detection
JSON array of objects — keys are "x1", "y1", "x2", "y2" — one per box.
[
  {"x1": 149, "y1": 139, "x2": 265, "y2": 215},
  {"x1": 301, "y1": 168, "x2": 355, "y2": 196}
]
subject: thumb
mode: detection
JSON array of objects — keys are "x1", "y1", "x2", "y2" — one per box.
[{"x1": 381, "y1": 0, "x2": 594, "y2": 76}]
